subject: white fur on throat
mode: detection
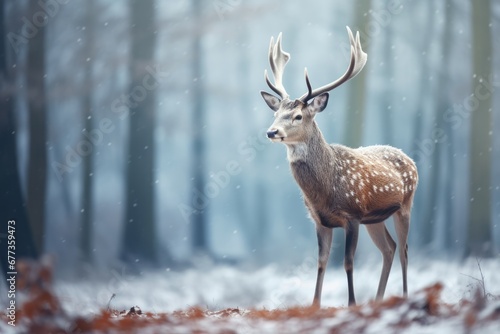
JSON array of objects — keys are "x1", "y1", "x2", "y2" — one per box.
[{"x1": 286, "y1": 143, "x2": 308, "y2": 162}]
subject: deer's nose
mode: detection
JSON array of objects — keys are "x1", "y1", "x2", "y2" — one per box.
[{"x1": 267, "y1": 129, "x2": 279, "y2": 138}]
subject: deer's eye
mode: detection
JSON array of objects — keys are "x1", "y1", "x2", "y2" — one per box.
[{"x1": 294, "y1": 114, "x2": 303, "y2": 121}]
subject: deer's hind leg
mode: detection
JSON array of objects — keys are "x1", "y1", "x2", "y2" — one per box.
[
  {"x1": 393, "y1": 209, "x2": 410, "y2": 297},
  {"x1": 365, "y1": 221, "x2": 396, "y2": 301}
]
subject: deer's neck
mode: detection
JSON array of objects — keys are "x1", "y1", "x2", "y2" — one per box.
[{"x1": 285, "y1": 122, "x2": 330, "y2": 163}]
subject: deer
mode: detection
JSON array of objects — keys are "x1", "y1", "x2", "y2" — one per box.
[{"x1": 260, "y1": 27, "x2": 418, "y2": 307}]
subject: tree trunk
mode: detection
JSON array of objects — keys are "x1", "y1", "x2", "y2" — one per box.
[
  {"x1": 332, "y1": 0, "x2": 371, "y2": 267},
  {"x1": 422, "y1": 0, "x2": 453, "y2": 248},
  {"x1": 121, "y1": 0, "x2": 157, "y2": 264},
  {"x1": 343, "y1": 0, "x2": 371, "y2": 148},
  {"x1": 0, "y1": 2, "x2": 38, "y2": 276},
  {"x1": 410, "y1": 1, "x2": 435, "y2": 246},
  {"x1": 467, "y1": 0, "x2": 493, "y2": 257},
  {"x1": 191, "y1": 0, "x2": 209, "y2": 253},
  {"x1": 80, "y1": 0, "x2": 95, "y2": 265},
  {"x1": 26, "y1": 1, "x2": 48, "y2": 254},
  {"x1": 380, "y1": 22, "x2": 394, "y2": 145}
]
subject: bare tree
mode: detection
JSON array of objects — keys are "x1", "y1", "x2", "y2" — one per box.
[
  {"x1": 80, "y1": 0, "x2": 96, "y2": 265},
  {"x1": 467, "y1": 0, "x2": 493, "y2": 257},
  {"x1": 190, "y1": 0, "x2": 209, "y2": 253},
  {"x1": 411, "y1": 1, "x2": 435, "y2": 246},
  {"x1": 422, "y1": 0, "x2": 453, "y2": 247},
  {"x1": 343, "y1": 0, "x2": 371, "y2": 148},
  {"x1": 121, "y1": 0, "x2": 158, "y2": 264},
  {"x1": 26, "y1": 1, "x2": 48, "y2": 254},
  {"x1": 332, "y1": 0, "x2": 372, "y2": 266},
  {"x1": 0, "y1": 1, "x2": 38, "y2": 276}
]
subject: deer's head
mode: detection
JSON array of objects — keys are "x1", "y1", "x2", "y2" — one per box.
[{"x1": 261, "y1": 28, "x2": 367, "y2": 144}]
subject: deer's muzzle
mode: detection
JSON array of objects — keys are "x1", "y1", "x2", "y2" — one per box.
[{"x1": 266, "y1": 129, "x2": 279, "y2": 139}]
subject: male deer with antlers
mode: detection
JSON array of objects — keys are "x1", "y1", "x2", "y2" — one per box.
[{"x1": 260, "y1": 27, "x2": 418, "y2": 307}]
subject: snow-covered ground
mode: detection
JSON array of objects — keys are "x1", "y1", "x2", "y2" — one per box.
[
  {"x1": 1, "y1": 257, "x2": 499, "y2": 333},
  {"x1": 52, "y1": 257, "x2": 500, "y2": 317}
]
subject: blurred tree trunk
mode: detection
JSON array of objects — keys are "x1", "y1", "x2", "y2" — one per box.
[
  {"x1": 441, "y1": 1, "x2": 456, "y2": 254},
  {"x1": 380, "y1": 22, "x2": 394, "y2": 145},
  {"x1": 332, "y1": 0, "x2": 371, "y2": 267},
  {"x1": 422, "y1": 0, "x2": 452, "y2": 248},
  {"x1": 26, "y1": 1, "x2": 48, "y2": 254},
  {"x1": 81, "y1": 0, "x2": 95, "y2": 264},
  {"x1": 466, "y1": 0, "x2": 493, "y2": 257},
  {"x1": 121, "y1": 0, "x2": 157, "y2": 264},
  {"x1": 0, "y1": 2, "x2": 38, "y2": 276},
  {"x1": 191, "y1": 0, "x2": 209, "y2": 253},
  {"x1": 411, "y1": 1, "x2": 434, "y2": 246},
  {"x1": 343, "y1": 0, "x2": 370, "y2": 148}
]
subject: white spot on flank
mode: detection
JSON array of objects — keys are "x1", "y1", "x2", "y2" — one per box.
[
  {"x1": 373, "y1": 185, "x2": 378, "y2": 192},
  {"x1": 351, "y1": 179, "x2": 355, "y2": 186},
  {"x1": 350, "y1": 191, "x2": 355, "y2": 196},
  {"x1": 346, "y1": 192, "x2": 350, "y2": 198},
  {"x1": 403, "y1": 172, "x2": 407, "y2": 177},
  {"x1": 355, "y1": 198, "x2": 360, "y2": 204},
  {"x1": 384, "y1": 185, "x2": 389, "y2": 191}
]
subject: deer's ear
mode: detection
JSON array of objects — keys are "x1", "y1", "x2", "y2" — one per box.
[
  {"x1": 307, "y1": 93, "x2": 329, "y2": 113},
  {"x1": 261, "y1": 91, "x2": 281, "y2": 111}
]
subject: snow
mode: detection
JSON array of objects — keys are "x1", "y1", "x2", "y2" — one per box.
[
  {"x1": 1, "y1": 257, "x2": 498, "y2": 333},
  {"x1": 49, "y1": 257, "x2": 500, "y2": 317}
]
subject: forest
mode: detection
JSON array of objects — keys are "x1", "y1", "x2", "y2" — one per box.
[{"x1": 0, "y1": 0, "x2": 499, "y2": 332}]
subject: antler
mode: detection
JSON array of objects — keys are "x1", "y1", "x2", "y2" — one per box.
[
  {"x1": 264, "y1": 32, "x2": 290, "y2": 100},
  {"x1": 299, "y1": 26, "x2": 367, "y2": 103}
]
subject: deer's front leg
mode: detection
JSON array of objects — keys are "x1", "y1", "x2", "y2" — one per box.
[
  {"x1": 312, "y1": 224, "x2": 333, "y2": 308},
  {"x1": 345, "y1": 220, "x2": 360, "y2": 306}
]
